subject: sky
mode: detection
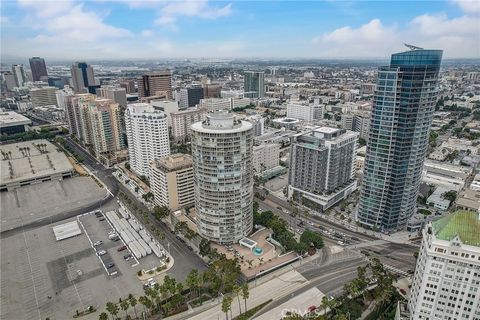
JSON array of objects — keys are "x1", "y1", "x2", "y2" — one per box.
[{"x1": 1, "y1": 0, "x2": 479, "y2": 60}]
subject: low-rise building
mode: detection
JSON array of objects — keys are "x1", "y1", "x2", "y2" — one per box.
[
  {"x1": 456, "y1": 188, "x2": 480, "y2": 212},
  {"x1": 150, "y1": 154, "x2": 195, "y2": 211},
  {"x1": 0, "y1": 110, "x2": 32, "y2": 135},
  {"x1": 426, "y1": 186, "x2": 451, "y2": 211},
  {"x1": 29, "y1": 86, "x2": 57, "y2": 107},
  {"x1": 422, "y1": 160, "x2": 472, "y2": 191}
]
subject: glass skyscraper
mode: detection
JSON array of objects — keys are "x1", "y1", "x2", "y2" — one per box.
[
  {"x1": 244, "y1": 71, "x2": 265, "y2": 99},
  {"x1": 357, "y1": 48, "x2": 443, "y2": 231}
]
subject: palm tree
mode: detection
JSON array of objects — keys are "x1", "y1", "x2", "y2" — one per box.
[
  {"x1": 233, "y1": 284, "x2": 242, "y2": 315},
  {"x1": 240, "y1": 283, "x2": 250, "y2": 313},
  {"x1": 221, "y1": 296, "x2": 232, "y2": 320},
  {"x1": 320, "y1": 296, "x2": 330, "y2": 316},
  {"x1": 105, "y1": 302, "x2": 118, "y2": 320},
  {"x1": 128, "y1": 295, "x2": 138, "y2": 319},
  {"x1": 186, "y1": 269, "x2": 199, "y2": 298},
  {"x1": 120, "y1": 300, "x2": 129, "y2": 319},
  {"x1": 98, "y1": 312, "x2": 109, "y2": 320},
  {"x1": 138, "y1": 296, "x2": 149, "y2": 316}
]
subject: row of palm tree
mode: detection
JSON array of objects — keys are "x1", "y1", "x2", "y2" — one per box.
[
  {"x1": 221, "y1": 283, "x2": 250, "y2": 320},
  {"x1": 99, "y1": 294, "x2": 139, "y2": 320}
]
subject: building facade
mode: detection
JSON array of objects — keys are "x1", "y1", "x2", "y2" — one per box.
[
  {"x1": 244, "y1": 71, "x2": 265, "y2": 99},
  {"x1": 287, "y1": 103, "x2": 322, "y2": 122},
  {"x1": 97, "y1": 86, "x2": 127, "y2": 108},
  {"x1": 29, "y1": 57, "x2": 48, "y2": 82},
  {"x1": 30, "y1": 86, "x2": 57, "y2": 107},
  {"x1": 138, "y1": 71, "x2": 172, "y2": 99},
  {"x1": 70, "y1": 62, "x2": 96, "y2": 94},
  {"x1": 191, "y1": 111, "x2": 254, "y2": 244},
  {"x1": 12, "y1": 64, "x2": 27, "y2": 87},
  {"x1": 150, "y1": 154, "x2": 195, "y2": 211},
  {"x1": 288, "y1": 127, "x2": 358, "y2": 212},
  {"x1": 171, "y1": 107, "x2": 206, "y2": 142},
  {"x1": 408, "y1": 211, "x2": 480, "y2": 320},
  {"x1": 125, "y1": 103, "x2": 170, "y2": 176},
  {"x1": 358, "y1": 48, "x2": 443, "y2": 231},
  {"x1": 179, "y1": 86, "x2": 204, "y2": 109},
  {"x1": 253, "y1": 143, "x2": 280, "y2": 174},
  {"x1": 245, "y1": 114, "x2": 265, "y2": 136}
]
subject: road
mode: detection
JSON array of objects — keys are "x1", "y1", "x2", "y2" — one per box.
[{"x1": 64, "y1": 137, "x2": 207, "y2": 279}]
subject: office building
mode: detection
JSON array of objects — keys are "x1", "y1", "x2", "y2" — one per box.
[
  {"x1": 244, "y1": 71, "x2": 265, "y2": 98},
  {"x1": 203, "y1": 84, "x2": 221, "y2": 98},
  {"x1": 138, "y1": 71, "x2": 172, "y2": 99},
  {"x1": 287, "y1": 103, "x2": 323, "y2": 122},
  {"x1": 2, "y1": 72, "x2": 17, "y2": 91},
  {"x1": 408, "y1": 211, "x2": 480, "y2": 320},
  {"x1": 171, "y1": 107, "x2": 206, "y2": 142},
  {"x1": 97, "y1": 86, "x2": 127, "y2": 108},
  {"x1": 253, "y1": 143, "x2": 280, "y2": 174},
  {"x1": 125, "y1": 103, "x2": 170, "y2": 176},
  {"x1": 341, "y1": 114, "x2": 354, "y2": 130},
  {"x1": 288, "y1": 127, "x2": 358, "y2": 212},
  {"x1": 0, "y1": 110, "x2": 32, "y2": 135},
  {"x1": 30, "y1": 86, "x2": 57, "y2": 107},
  {"x1": 179, "y1": 85, "x2": 204, "y2": 109},
  {"x1": 29, "y1": 57, "x2": 48, "y2": 82},
  {"x1": 358, "y1": 48, "x2": 443, "y2": 231},
  {"x1": 70, "y1": 62, "x2": 96, "y2": 94},
  {"x1": 119, "y1": 79, "x2": 135, "y2": 94},
  {"x1": 353, "y1": 113, "x2": 370, "y2": 140},
  {"x1": 191, "y1": 111, "x2": 254, "y2": 244},
  {"x1": 12, "y1": 64, "x2": 27, "y2": 87},
  {"x1": 245, "y1": 114, "x2": 265, "y2": 136},
  {"x1": 64, "y1": 93, "x2": 95, "y2": 140},
  {"x1": 150, "y1": 154, "x2": 195, "y2": 211}
]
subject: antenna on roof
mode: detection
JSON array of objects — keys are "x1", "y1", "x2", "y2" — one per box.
[{"x1": 404, "y1": 43, "x2": 424, "y2": 51}]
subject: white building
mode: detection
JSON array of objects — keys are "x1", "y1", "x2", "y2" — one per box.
[
  {"x1": 408, "y1": 211, "x2": 480, "y2": 320},
  {"x1": 30, "y1": 86, "x2": 57, "y2": 107},
  {"x1": 125, "y1": 103, "x2": 170, "y2": 177},
  {"x1": 426, "y1": 186, "x2": 451, "y2": 211},
  {"x1": 245, "y1": 114, "x2": 265, "y2": 136},
  {"x1": 422, "y1": 160, "x2": 473, "y2": 192},
  {"x1": 200, "y1": 98, "x2": 231, "y2": 111},
  {"x1": 170, "y1": 107, "x2": 206, "y2": 142},
  {"x1": 191, "y1": 111, "x2": 254, "y2": 244},
  {"x1": 150, "y1": 100, "x2": 179, "y2": 126},
  {"x1": 286, "y1": 103, "x2": 323, "y2": 122},
  {"x1": 253, "y1": 143, "x2": 280, "y2": 174}
]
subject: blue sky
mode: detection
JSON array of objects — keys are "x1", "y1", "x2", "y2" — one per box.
[{"x1": 1, "y1": 0, "x2": 479, "y2": 60}]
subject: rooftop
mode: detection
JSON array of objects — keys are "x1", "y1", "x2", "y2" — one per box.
[
  {"x1": 0, "y1": 110, "x2": 32, "y2": 127},
  {"x1": 153, "y1": 154, "x2": 193, "y2": 172},
  {"x1": 432, "y1": 211, "x2": 480, "y2": 247},
  {"x1": 0, "y1": 139, "x2": 74, "y2": 186}
]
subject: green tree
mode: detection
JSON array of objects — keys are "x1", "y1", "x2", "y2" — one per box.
[
  {"x1": 128, "y1": 295, "x2": 138, "y2": 319},
  {"x1": 138, "y1": 296, "x2": 149, "y2": 316},
  {"x1": 221, "y1": 296, "x2": 232, "y2": 320},
  {"x1": 99, "y1": 312, "x2": 109, "y2": 320},
  {"x1": 299, "y1": 230, "x2": 324, "y2": 249},
  {"x1": 442, "y1": 190, "x2": 457, "y2": 203},
  {"x1": 186, "y1": 269, "x2": 199, "y2": 298},
  {"x1": 105, "y1": 302, "x2": 119, "y2": 320},
  {"x1": 233, "y1": 284, "x2": 242, "y2": 315},
  {"x1": 153, "y1": 206, "x2": 170, "y2": 220},
  {"x1": 120, "y1": 300, "x2": 130, "y2": 319},
  {"x1": 199, "y1": 238, "x2": 211, "y2": 257},
  {"x1": 241, "y1": 283, "x2": 250, "y2": 312}
]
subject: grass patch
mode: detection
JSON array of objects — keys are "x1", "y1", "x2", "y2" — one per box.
[
  {"x1": 418, "y1": 209, "x2": 432, "y2": 216},
  {"x1": 233, "y1": 299, "x2": 272, "y2": 320}
]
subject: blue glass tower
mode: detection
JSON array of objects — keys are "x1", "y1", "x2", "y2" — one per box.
[{"x1": 358, "y1": 48, "x2": 443, "y2": 231}]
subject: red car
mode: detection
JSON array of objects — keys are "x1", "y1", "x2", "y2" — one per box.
[
  {"x1": 117, "y1": 245, "x2": 127, "y2": 252},
  {"x1": 307, "y1": 305, "x2": 317, "y2": 313}
]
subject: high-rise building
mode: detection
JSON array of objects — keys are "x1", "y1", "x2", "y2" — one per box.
[
  {"x1": 150, "y1": 154, "x2": 195, "y2": 211},
  {"x1": 171, "y1": 107, "x2": 206, "y2": 142},
  {"x1": 244, "y1": 71, "x2": 265, "y2": 99},
  {"x1": 29, "y1": 57, "x2": 48, "y2": 82},
  {"x1": 288, "y1": 127, "x2": 358, "y2": 212},
  {"x1": 138, "y1": 71, "x2": 172, "y2": 99},
  {"x1": 353, "y1": 113, "x2": 370, "y2": 140},
  {"x1": 253, "y1": 143, "x2": 280, "y2": 174},
  {"x1": 119, "y1": 79, "x2": 135, "y2": 94},
  {"x1": 30, "y1": 86, "x2": 57, "y2": 107},
  {"x1": 287, "y1": 103, "x2": 323, "y2": 122},
  {"x1": 179, "y1": 85, "x2": 204, "y2": 109},
  {"x1": 55, "y1": 86, "x2": 74, "y2": 110},
  {"x1": 70, "y1": 62, "x2": 96, "y2": 94},
  {"x1": 191, "y1": 111, "x2": 254, "y2": 243},
  {"x1": 357, "y1": 48, "x2": 443, "y2": 231},
  {"x1": 408, "y1": 211, "x2": 480, "y2": 320},
  {"x1": 65, "y1": 93, "x2": 95, "y2": 140},
  {"x1": 12, "y1": 65, "x2": 27, "y2": 87},
  {"x1": 125, "y1": 103, "x2": 170, "y2": 177},
  {"x1": 203, "y1": 84, "x2": 222, "y2": 98},
  {"x1": 245, "y1": 114, "x2": 265, "y2": 136},
  {"x1": 97, "y1": 86, "x2": 127, "y2": 108},
  {"x1": 1, "y1": 72, "x2": 17, "y2": 91}
]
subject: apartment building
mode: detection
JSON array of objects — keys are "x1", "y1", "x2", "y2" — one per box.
[
  {"x1": 253, "y1": 143, "x2": 280, "y2": 174},
  {"x1": 170, "y1": 107, "x2": 206, "y2": 142}
]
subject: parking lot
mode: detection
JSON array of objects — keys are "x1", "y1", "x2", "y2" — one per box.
[{"x1": 0, "y1": 210, "x2": 163, "y2": 320}]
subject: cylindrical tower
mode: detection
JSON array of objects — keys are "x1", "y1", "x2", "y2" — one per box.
[{"x1": 191, "y1": 111, "x2": 253, "y2": 244}]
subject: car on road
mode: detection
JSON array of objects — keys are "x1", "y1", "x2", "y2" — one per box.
[
  {"x1": 93, "y1": 240, "x2": 103, "y2": 246},
  {"x1": 106, "y1": 263, "x2": 115, "y2": 269},
  {"x1": 117, "y1": 245, "x2": 127, "y2": 251},
  {"x1": 97, "y1": 250, "x2": 107, "y2": 256},
  {"x1": 337, "y1": 241, "x2": 344, "y2": 246}
]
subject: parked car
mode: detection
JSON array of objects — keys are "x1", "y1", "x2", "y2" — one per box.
[
  {"x1": 117, "y1": 245, "x2": 127, "y2": 252},
  {"x1": 95, "y1": 211, "x2": 102, "y2": 217},
  {"x1": 307, "y1": 306, "x2": 317, "y2": 313},
  {"x1": 108, "y1": 234, "x2": 118, "y2": 240},
  {"x1": 125, "y1": 256, "x2": 134, "y2": 261},
  {"x1": 93, "y1": 240, "x2": 103, "y2": 246},
  {"x1": 123, "y1": 253, "x2": 132, "y2": 260},
  {"x1": 106, "y1": 263, "x2": 115, "y2": 269},
  {"x1": 99, "y1": 217, "x2": 105, "y2": 221},
  {"x1": 97, "y1": 250, "x2": 107, "y2": 256},
  {"x1": 111, "y1": 236, "x2": 120, "y2": 241}
]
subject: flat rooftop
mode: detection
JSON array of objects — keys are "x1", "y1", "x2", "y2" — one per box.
[
  {"x1": 153, "y1": 154, "x2": 193, "y2": 172},
  {"x1": 0, "y1": 139, "x2": 73, "y2": 186},
  {"x1": 0, "y1": 110, "x2": 32, "y2": 127}
]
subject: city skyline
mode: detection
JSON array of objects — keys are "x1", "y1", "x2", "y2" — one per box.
[{"x1": 1, "y1": 0, "x2": 479, "y2": 60}]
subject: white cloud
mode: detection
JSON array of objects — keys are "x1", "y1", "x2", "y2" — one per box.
[
  {"x1": 313, "y1": 12, "x2": 480, "y2": 58},
  {"x1": 0, "y1": 15, "x2": 9, "y2": 23},
  {"x1": 141, "y1": 29, "x2": 155, "y2": 37},
  {"x1": 452, "y1": 0, "x2": 480, "y2": 14},
  {"x1": 154, "y1": 0, "x2": 232, "y2": 26}
]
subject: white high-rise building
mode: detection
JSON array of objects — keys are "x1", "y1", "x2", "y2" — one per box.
[
  {"x1": 191, "y1": 111, "x2": 254, "y2": 244},
  {"x1": 30, "y1": 86, "x2": 57, "y2": 107},
  {"x1": 12, "y1": 65, "x2": 27, "y2": 87},
  {"x1": 125, "y1": 103, "x2": 170, "y2": 176},
  {"x1": 287, "y1": 103, "x2": 323, "y2": 122},
  {"x1": 408, "y1": 210, "x2": 480, "y2": 320},
  {"x1": 170, "y1": 107, "x2": 206, "y2": 143},
  {"x1": 253, "y1": 143, "x2": 279, "y2": 174},
  {"x1": 245, "y1": 114, "x2": 265, "y2": 136}
]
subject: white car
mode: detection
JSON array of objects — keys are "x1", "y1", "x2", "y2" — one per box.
[
  {"x1": 97, "y1": 250, "x2": 107, "y2": 256},
  {"x1": 93, "y1": 240, "x2": 103, "y2": 246}
]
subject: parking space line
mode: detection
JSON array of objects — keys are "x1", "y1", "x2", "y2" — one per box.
[{"x1": 77, "y1": 213, "x2": 111, "y2": 275}]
